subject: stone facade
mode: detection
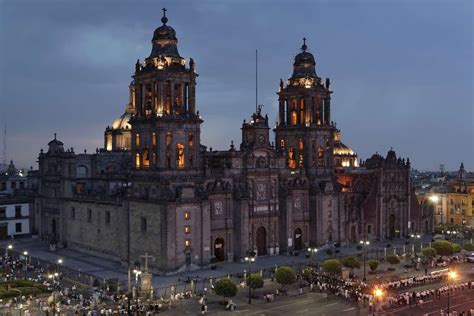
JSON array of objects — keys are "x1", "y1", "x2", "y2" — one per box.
[{"x1": 34, "y1": 12, "x2": 430, "y2": 272}]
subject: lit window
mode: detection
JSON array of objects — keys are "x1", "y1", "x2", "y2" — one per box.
[
  {"x1": 152, "y1": 132, "x2": 156, "y2": 146},
  {"x1": 184, "y1": 212, "x2": 190, "y2": 220},
  {"x1": 166, "y1": 131, "x2": 171, "y2": 147},
  {"x1": 176, "y1": 143, "x2": 185, "y2": 169},
  {"x1": 135, "y1": 153, "x2": 140, "y2": 169},
  {"x1": 185, "y1": 239, "x2": 191, "y2": 247},
  {"x1": 299, "y1": 139, "x2": 304, "y2": 150},
  {"x1": 280, "y1": 139, "x2": 285, "y2": 150},
  {"x1": 188, "y1": 133, "x2": 194, "y2": 148},
  {"x1": 135, "y1": 133, "x2": 140, "y2": 146},
  {"x1": 288, "y1": 147, "x2": 296, "y2": 169},
  {"x1": 184, "y1": 226, "x2": 191, "y2": 234}
]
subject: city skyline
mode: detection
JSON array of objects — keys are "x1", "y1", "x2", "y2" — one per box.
[{"x1": 0, "y1": 0, "x2": 472, "y2": 171}]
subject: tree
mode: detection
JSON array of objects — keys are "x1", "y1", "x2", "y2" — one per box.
[
  {"x1": 422, "y1": 247, "x2": 437, "y2": 259},
  {"x1": 214, "y1": 279, "x2": 238, "y2": 302},
  {"x1": 464, "y1": 243, "x2": 474, "y2": 251},
  {"x1": 275, "y1": 266, "x2": 296, "y2": 290},
  {"x1": 341, "y1": 256, "x2": 361, "y2": 270},
  {"x1": 385, "y1": 254, "x2": 400, "y2": 266},
  {"x1": 367, "y1": 259, "x2": 380, "y2": 272},
  {"x1": 246, "y1": 273, "x2": 264, "y2": 297},
  {"x1": 432, "y1": 240, "x2": 454, "y2": 257},
  {"x1": 452, "y1": 243, "x2": 462, "y2": 254},
  {"x1": 322, "y1": 259, "x2": 342, "y2": 275}
]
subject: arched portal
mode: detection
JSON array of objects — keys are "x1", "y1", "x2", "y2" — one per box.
[
  {"x1": 214, "y1": 237, "x2": 225, "y2": 262},
  {"x1": 256, "y1": 226, "x2": 267, "y2": 256},
  {"x1": 52, "y1": 219, "x2": 57, "y2": 240},
  {"x1": 389, "y1": 214, "x2": 396, "y2": 239},
  {"x1": 294, "y1": 228, "x2": 303, "y2": 250}
]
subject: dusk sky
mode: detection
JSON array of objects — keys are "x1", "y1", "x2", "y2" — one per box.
[{"x1": 0, "y1": 0, "x2": 472, "y2": 171}]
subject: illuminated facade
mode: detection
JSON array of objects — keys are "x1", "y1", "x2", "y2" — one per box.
[{"x1": 34, "y1": 11, "x2": 427, "y2": 272}]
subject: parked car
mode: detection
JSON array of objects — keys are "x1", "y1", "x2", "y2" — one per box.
[
  {"x1": 467, "y1": 253, "x2": 474, "y2": 263},
  {"x1": 433, "y1": 234, "x2": 445, "y2": 240}
]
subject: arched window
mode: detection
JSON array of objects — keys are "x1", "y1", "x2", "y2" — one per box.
[
  {"x1": 76, "y1": 165, "x2": 88, "y2": 178},
  {"x1": 317, "y1": 147, "x2": 323, "y2": 166},
  {"x1": 135, "y1": 133, "x2": 140, "y2": 147},
  {"x1": 288, "y1": 147, "x2": 296, "y2": 169},
  {"x1": 291, "y1": 111, "x2": 297, "y2": 125},
  {"x1": 176, "y1": 143, "x2": 185, "y2": 169},
  {"x1": 142, "y1": 147, "x2": 150, "y2": 168},
  {"x1": 299, "y1": 139, "x2": 304, "y2": 150},
  {"x1": 135, "y1": 153, "x2": 140, "y2": 169},
  {"x1": 299, "y1": 98, "x2": 305, "y2": 124}
]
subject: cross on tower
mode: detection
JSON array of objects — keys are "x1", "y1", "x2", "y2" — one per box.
[
  {"x1": 302, "y1": 37, "x2": 307, "y2": 51},
  {"x1": 54, "y1": 133, "x2": 57, "y2": 140},
  {"x1": 140, "y1": 252, "x2": 155, "y2": 272},
  {"x1": 162, "y1": 8, "x2": 167, "y2": 17}
]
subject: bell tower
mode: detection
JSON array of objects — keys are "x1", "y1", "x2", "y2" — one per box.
[
  {"x1": 130, "y1": 9, "x2": 202, "y2": 175},
  {"x1": 275, "y1": 39, "x2": 335, "y2": 177}
]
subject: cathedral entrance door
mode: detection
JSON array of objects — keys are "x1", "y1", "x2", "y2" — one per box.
[
  {"x1": 52, "y1": 219, "x2": 57, "y2": 241},
  {"x1": 214, "y1": 237, "x2": 225, "y2": 262},
  {"x1": 256, "y1": 226, "x2": 267, "y2": 256},
  {"x1": 388, "y1": 214, "x2": 396, "y2": 239},
  {"x1": 294, "y1": 228, "x2": 303, "y2": 250}
]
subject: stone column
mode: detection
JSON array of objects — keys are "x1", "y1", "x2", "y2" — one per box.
[{"x1": 279, "y1": 98, "x2": 285, "y2": 125}]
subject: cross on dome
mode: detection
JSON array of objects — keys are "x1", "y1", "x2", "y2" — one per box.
[{"x1": 161, "y1": 8, "x2": 168, "y2": 25}]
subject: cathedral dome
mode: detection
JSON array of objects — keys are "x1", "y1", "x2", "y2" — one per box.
[
  {"x1": 291, "y1": 38, "x2": 317, "y2": 80},
  {"x1": 149, "y1": 9, "x2": 182, "y2": 59},
  {"x1": 152, "y1": 24, "x2": 177, "y2": 42},
  {"x1": 333, "y1": 141, "x2": 355, "y2": 156},
  {"x1": 47, "y1": 134, "x2": 64, "y2": 154},
  {"x1": 112, "y1": 112, "x2": 132, "y2": 130}
]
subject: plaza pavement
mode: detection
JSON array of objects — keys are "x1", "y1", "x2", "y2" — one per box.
[{"x1": 0, "y1": 235, "x2": 442, "y2": 289}]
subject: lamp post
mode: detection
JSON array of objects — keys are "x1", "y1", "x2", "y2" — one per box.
[
  {"x1": 244, "y1": 251, "x2": 256, "y2": 304},
  {"x1": 307, "y1": 247, "x2": 318, "y2": 264},
  {"x1": 447, "y1": 270, "x2": 457, "y2": 315},
  {"x1": 429, "y1": 194, "x2": 441, "y2": 226},
  {"x1": 5, "y1": 244, "x2": 12, "y2": 257},
  {"x1": 22, "y1": 251, "x2": 28, "y2": 277},
  {"x1": 48, "y1": 274, "x2": 57, "y2": 315},
  {"x1": 373, "y1": 286, "x2": 385, "y2": 314},
  {"x1": 133, "y1": 269, "x2": 141, "y2": 314},
  {"x1": 359, "y1": 239, "x2": 370, "y2": 282}
]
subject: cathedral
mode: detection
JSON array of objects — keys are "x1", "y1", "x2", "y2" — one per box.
[{"x1": 34, "y1": 11, "x2": 431, "y2": 272}]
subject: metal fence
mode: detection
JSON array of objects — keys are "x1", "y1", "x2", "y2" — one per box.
[{"x1": 1, "y1": 241, "x2": 436, "y2": 299}]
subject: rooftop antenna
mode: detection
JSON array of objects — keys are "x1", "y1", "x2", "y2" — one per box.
[
  {"x1": 1, "y1": 124, "x2": 6, "y2": 169},
  {"x1": 255, "y1": 49, "x2": 258, "y2": 113}
]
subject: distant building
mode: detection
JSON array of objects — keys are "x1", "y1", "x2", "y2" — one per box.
[
  {"x1": 0, "y1": 161, "x2": 33, "y2": 239},
  {"x1": 419, "y1": 163, "x2": 474, "y2": 230},
  {"x1": 34, "y1": 11, "x2": 427, "y2": 272}
]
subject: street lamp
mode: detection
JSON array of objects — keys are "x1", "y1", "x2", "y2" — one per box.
[
  {"x1": 359, "y1": 240, "x2": 370, "y2": 282},
  {"x1": 244, "y1": 251, "x2": 256, "y2": 304},
  {"x1": 447, "y1": 270, "x2": 458, "y2": 315},
  {"x1": 5, "y1": 244, "x2": 12, "y2": 257},
  {"x1": 133, "y1": 269, "x2": 142, "y2": 312},
  {"x1": 48, "y1": 274, "x2": 57, "y2": 315},
  {"x1": 373, "y1": 286, "x2": 385, "y2": 313},
  {"x1": 307, "y1": 247, "x2": 318, "y2": 263}
]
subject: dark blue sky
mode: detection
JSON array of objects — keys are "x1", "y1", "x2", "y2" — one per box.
[{"x1": 0, "y1": 0, "x2": 472, "y2": 171}]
